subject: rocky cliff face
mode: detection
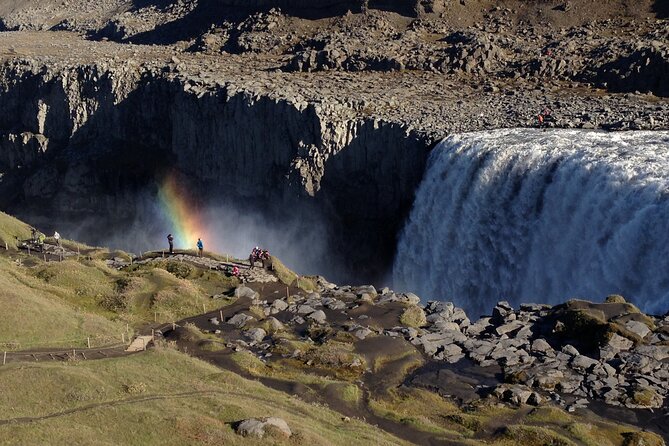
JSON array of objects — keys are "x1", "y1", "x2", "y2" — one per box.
[{"x1": 0, "y1": 60, "x2": 430, "y2": 280}]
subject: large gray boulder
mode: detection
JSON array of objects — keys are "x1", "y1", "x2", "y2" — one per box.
[
  {"x1": 307, "y1": 310, "x2": 327, "y2": 324},
  {"x1": 236, "y1": 417, "x2": 292, "y2": 438},
  {"x1": 625, "y1": 320, "x2": 651, "y2": 339},
  {"x1": 271, "y1": 299, "x2": 289, "y2": 312},
  {"x1": 235, "y1": 285, "x2": 260, "y2": 300},
  {"x1": 531, "y1": 338, "x2": 553, "y2": 355},
  {"x1": 297, "y1": 304, "x2": 316, "y2": 314},
  {"x1": 227, "y1": 313, "x2": 256, "y2": 328},
  {"x1": 571, "y1": 354, "x2": 599, "y2": 372},
  {"x1": 604, "y1": 333, "x2": 634, "y2": 351},
  {"x1": 244, "y1": 328, "x2": 267, "y2": 343}
]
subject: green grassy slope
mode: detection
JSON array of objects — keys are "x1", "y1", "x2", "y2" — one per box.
[
  {"x1": 0, "y1": 348, "x2": 406, "y2": 446},
  {"x1": 0, "y1": 257, "x2": 126, "y2": 349},
  {"x1": 0, "y1": 211, "x2": 30, "y2": 250}
]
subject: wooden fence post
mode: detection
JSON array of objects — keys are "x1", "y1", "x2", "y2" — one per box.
[
  {"x1": 87, "y1": 337, "x2": 91, "y2": 349},
  {"x1": 3, "y1": 351, "x2": 6, "y2": 365}
]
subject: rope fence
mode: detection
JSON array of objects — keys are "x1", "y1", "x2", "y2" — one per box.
[
  {"x1": 0, "y1": 332, "x2": 131, "y2": 350},
  {"x1": 0, "y1": 333, "x2": 134, "y2": 365}
]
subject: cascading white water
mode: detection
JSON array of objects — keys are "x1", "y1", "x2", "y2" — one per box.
[{"x1": 393, "y1": 129, "x2": 669, "y2": 317}]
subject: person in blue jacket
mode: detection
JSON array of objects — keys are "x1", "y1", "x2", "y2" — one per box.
[{"x1": 197, "y1": 238, "x2": 204, "y2": 257}]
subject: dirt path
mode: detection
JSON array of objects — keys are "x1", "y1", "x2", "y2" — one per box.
[{"x1": 0, "y1": 389, "x2": 333, "y2": 427}]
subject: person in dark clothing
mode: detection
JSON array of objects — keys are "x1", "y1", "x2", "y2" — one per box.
[{"x1": 167, "y1": 233, "x2": 174, "y2": 254}]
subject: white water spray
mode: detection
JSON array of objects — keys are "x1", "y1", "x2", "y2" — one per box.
[{"x1": 393, "y1": 129, "x2": 669, "y2": 317}]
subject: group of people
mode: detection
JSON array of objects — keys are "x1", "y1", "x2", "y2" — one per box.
[
  {"x1": 249, "y1": 246, "x2": 271, "y2": 269},
  {"x1": 164, "y1": 235, "x2": 271, "y2": 275},
  {"x1": 28, "y1": 227, "x2": 61, "y2": 252},
  {"x1": 537, "y1": 107, "x2": 554, "y2": 129},
  {"x1": 250, "y1": 246, "x2": 270, "y2": 261}
]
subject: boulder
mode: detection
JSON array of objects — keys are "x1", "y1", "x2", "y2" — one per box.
[
  {"x1": 235, "y1": 286, "x2": 259, "y2": 300},
  {"x1": 266, "y1": 317, "x2": 285, "y2": 332},
  {"x1": 355, "y1": 285, "x2": 377, "y2": 296},
  {"x1": 400, "y1": 305, "x2": 427, "y2": 328},
  {"x1": 466, "y1": 317, "x2": 492, "y2": 336},
  {"x1": 494, "y1": 384, "x2": 533, "y2": 405},
  {"x1": 358, "y1": 293, "x2": 375, "y2": 303},
  {"x1": 227, "y1": 313, "x2": 256, "y2": 328},
  {"x1": 297, "y1": 305, "x2": 316, "y2": 314},
  {"x1": 307, "y1": 310, "x2": 327, "y2": 324},
  {"x1": 635, "y1": 345, "x2": 669, "y2": 361},
  {"x1": 353, "y1": 327, "x2": 373, "y2": 340},
  {"x1": 433, "y1": 321, "x2": 461, "y2": 331},
  {"x1": 604, "y1": 333, "x2": 634, "y2": 351},
  {"x1": 625, "y1": 320, "x2": 651, "y2": 339},
  {"x1": 571, "y1": 354, "x2": 599, "y2": 371},
  {"x1": 534, "y1": 370, "x2": 564, "y2": 390},
  {"x1": 399, "y1": 292, "x2": 421, "y2": 305},
  {"x1": 531, "y1": 338, "x2": 553, "y2": 354},
  {"x1": 377, "y1": 293, "x2": 399, "y2": 304},
  {"x1": 271, "y1": 299, "x2": 289, "y2": 312},
  {"x1": 436, "y1": 344, "x2": 464, "y2": 363},
  {"x1": 495, "y1": 320, "x2": 524, "y2": 336},
  {"x1": 243, "y1": 328, "x2": 267, "y2": 343},
  {"x1": 324, "y1": 298, "x2": 346, "y2": 310},
  {"x1": 561, "y1": 344, "x2": 579, "y2": 356},
  {"x1": 236, "y1": 417, "x2": 291, "y2": 438},
  {"x1": 492, "y1": 301, "x2": 514, "y2": 322}
]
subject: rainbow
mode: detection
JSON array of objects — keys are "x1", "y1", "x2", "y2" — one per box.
[{"x1": 157, "y1": 172, "x2": 208, "y2": 251}]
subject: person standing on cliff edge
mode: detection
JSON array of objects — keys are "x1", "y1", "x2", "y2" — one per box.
[
  {"x1": 197, "y1": 238, "x2": 204, "y2": 257},
  {"x1": 167, "y1": 233, "x2": 174, "y2": 255}
]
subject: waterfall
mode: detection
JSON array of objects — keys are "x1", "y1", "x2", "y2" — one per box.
[{"x1": 393, "y1": 129, "x2": 669, "y2": 317}]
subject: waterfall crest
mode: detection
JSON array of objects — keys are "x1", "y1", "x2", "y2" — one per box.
[{"x1": 393, "y1": 129, "x2": 669, "y2": 316}]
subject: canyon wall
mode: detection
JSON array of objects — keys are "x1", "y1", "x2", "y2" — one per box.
[{"x1": 0, "y1": 61, "x2": 431, "y2": 280}]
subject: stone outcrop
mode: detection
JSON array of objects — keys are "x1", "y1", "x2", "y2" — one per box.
[
  {"x1": 213, "y1": 280, "x2": 669, "y2": 412},
  {"x1": 236, "y1": 417, "x2": 292, "y2": 438}
]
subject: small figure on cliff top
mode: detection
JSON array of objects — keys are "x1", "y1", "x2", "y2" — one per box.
[
  {"x1": 197, "y1": 238, "x2": 204, "y2": 257},
  {"x1": 537, "y1": 107, "x2": 553, "y2": 130},
  {"x1": 167, "y1": 233, "x2": 174, "y2": 254},
  {"x1": 53, "y1": 231, "x2": 61, "y2": 247}
]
